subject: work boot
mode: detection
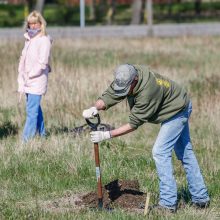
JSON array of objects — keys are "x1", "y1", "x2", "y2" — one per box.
[
  {"x1": 149, "y1": 204, "x2": 177, "y2": 214},
  {"x1": 191, "y1": 201, "x2": 210, "y2": 209}
]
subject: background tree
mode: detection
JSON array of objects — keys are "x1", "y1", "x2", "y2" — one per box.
[
  {"x1": 35, "y1": 0, "x2": 45, "y2": 13},
  {"x1": 167, "y1": 0, "x2": 173, "y2": 17},
  {"x1": 88, "y1": 0, "x2": 96, "y2": 20},
  {"x1": 106, "y1": 0, "x2": 116, "y2": 25},
  {"x1": 145, "y1": 0, "x2": 153, "y2": 36},
  {"x1": 131, "y1": 0, "x2": 143, "y2": 24},
  {"x1": 25, "y1": 0, "x2": 35, "y2": 12},
  {"x1": 96, "y1": 0, "x2": 107, "y2": 22},
  {"x1": 195, "y1": 0, "x2": 202, "y2": 15}
]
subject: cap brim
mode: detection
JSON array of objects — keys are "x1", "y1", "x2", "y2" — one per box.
[{"x1": 114, "y1": 84, "x2": 131, "y2": 96}]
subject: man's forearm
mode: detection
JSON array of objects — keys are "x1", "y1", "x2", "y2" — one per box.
[
  {"x1": 94, "y1": 100, "x2": 135, "y2": 138},
  {"x1": 110, "y1": 123, "x2": 135, "y2": 138},
  {"x1": 95, "y1": 99, "x2": 106, "y2": 110}
]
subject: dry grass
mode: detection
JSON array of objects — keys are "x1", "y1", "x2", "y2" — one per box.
[{"x1": 0, "y1": 36, "x2": 219, "y2": 219}]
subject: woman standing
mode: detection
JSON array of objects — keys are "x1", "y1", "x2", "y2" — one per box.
[{"x1": 18, "y1": 10, "x2": 52, "y2": 142}]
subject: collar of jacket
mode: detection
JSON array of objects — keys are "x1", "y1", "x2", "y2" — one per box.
[{"x1": 24, "y1": 32, "x2": 42, "y2": 41}]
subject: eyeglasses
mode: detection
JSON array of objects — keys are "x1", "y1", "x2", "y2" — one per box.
[{"x1": 28, "y1": 22, "x2": 41, "y2": 25}]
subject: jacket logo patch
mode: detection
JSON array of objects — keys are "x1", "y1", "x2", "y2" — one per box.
[{"x1": 156, "y1": 78, "x2": 170, "y2": 88}]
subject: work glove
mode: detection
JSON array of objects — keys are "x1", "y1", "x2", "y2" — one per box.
[
  {"x1": 90, "y1": 131, "x2": 111, "y2": 143},
  {"x1": 82, "y1": 107, "x2": 98, "y2": 119}
]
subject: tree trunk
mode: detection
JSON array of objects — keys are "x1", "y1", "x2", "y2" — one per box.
[
  {"x1": 26, "y1": 0, "x2": 34, "y2": 12},
  {"x1": 167, "y1": 0, "x2": 173, "y2": 16},
  {"x1": 145, "y1": 0, "x2": 153, "y2": 36},
  {"x1": 106, "y1": 0, "x2": 116, "y2": 25},
  {"x1": 35, "y1": 0, "x2": 45, "y2": 14},
  {"x1": 195, "y1": 0, "x2": 202, "y2": 15},
  {"x1": 97, "y1": 0, "x2": 106, "y2": 21},
  {"x1": 131, "y1": 0, "x2": 142, "y2": 24},
  {"x1": 88, "y1": 0, "x2": 96, "y2": 20}
]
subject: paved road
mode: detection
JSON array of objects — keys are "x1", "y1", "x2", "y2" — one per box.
[{"x1": 1, "y1": 22, "x2": 220, "y2": 39}]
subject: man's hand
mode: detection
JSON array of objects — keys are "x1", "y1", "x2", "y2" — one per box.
[
  {"x1": 82, "y1": 107, "x2": 98, "y2": 119},
  {"x1": 90, "y1": 131, "x2": 111, "y2": 143}
]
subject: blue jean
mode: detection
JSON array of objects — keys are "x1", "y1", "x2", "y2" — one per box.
[
  {"x1": 23, "y1": 94, "x2": 46, "y2": 142},
  {"x1": 152, "y1": 101, "x2": 210, "y2": 209}
]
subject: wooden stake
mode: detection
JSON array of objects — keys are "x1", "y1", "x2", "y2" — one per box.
[{"x1": 144, "y1": 193, "x2": 150, "y2": 216}]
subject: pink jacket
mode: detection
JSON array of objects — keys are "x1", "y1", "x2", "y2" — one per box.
[{"x1": 18, "y1": 33, "x2": 52, "y2": 95}]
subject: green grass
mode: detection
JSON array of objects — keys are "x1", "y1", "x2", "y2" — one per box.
[{"x1": 0, "y1": 36, "x2": 219, "y2": 219}]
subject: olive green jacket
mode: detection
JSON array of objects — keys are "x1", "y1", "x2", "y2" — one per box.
[{"x1": 99, "y1": 65, "x2": 190, "y2": 129}]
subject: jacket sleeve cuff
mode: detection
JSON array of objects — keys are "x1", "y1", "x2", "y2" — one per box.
[
  {"x1": 97, "y1": 97, "x2": 109, "y2": 110},
  {"x1": 129, "y1": 115, "x2": 144, "y2": 129},
  {"x1": 128, "y1": 122, "x2": 139, "y2": 130}
]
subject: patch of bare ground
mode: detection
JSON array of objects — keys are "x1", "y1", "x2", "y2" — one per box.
[{"x1": 39, "y1": 179, "x2": 146, "y2": 213}]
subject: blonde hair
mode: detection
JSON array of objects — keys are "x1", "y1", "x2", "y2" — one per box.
[{"x1": 25, "y1": 10, "x2": 47, "y2": 36}]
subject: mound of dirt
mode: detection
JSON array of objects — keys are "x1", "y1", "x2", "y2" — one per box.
[
  {"x1": 40, "y1": 179, "x2": 147, "y2": 213},
  {"x1": 77, "y1": 179, "x2": 146, "y2": 210}
]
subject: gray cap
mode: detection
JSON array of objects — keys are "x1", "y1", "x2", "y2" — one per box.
[{"x1": 113, "y1": 64, "x2": 137, "y2": 96}]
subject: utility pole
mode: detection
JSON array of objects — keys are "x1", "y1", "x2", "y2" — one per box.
[{"x1": 80, "y1": 0, "x2": 85, "y2": 28}]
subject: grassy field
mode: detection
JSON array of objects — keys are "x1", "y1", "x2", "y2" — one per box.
[{"x1": 0, "y1": 36, "x2": 219, "y2": 219}]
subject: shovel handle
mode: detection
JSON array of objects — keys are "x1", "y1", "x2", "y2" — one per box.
[
  {"x1": 85, "y1": 114, "x2": 100, "y2": 131},
  {"x1": 94, "y1": 142, "x2": 103, "y2": 209},
  {"x1": 85, "y1": 114, "x2": 103, "y2": 208}
]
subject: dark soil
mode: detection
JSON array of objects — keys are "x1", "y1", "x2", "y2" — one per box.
[{"x1": 77, "y1": 179, "x2": 146, "y2": 210}]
